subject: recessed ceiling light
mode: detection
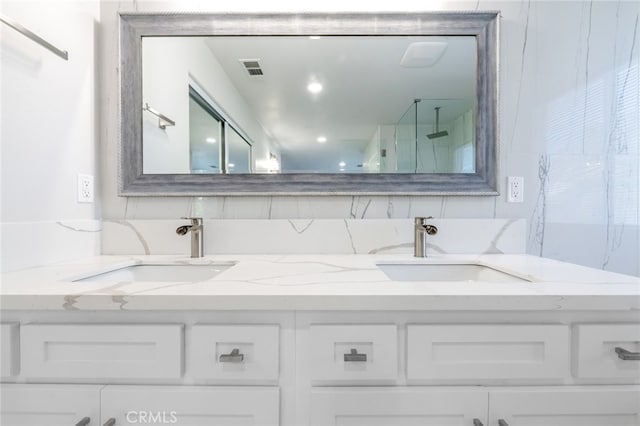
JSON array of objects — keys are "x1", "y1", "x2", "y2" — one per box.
[
  {"x1": 307, "y1": 82, "x2": 323, "y2": 94},
  {"x1": 309, "y1": 36, "x2": 321, "y2": 40},
  {"x1": 339, "y1": 161, "x2": 346, "y2": 167},
  {"x1": 317, "y1": 136, "x2": 327, "y2": 143},
  {"x1": 206, "y1": 137, "x2": 217, "y2": 144}
]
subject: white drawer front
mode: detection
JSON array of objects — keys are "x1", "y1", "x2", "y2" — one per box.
[
  {"x1": 1, "y1": 323, "x2": 19, "y2": 378},
  {"x1": 407, "y1": 324, "x2": 569, "y2": 382},
  {"x1": 574, "y1": 324, "x2": 640, "y2": 380},
  {"x1": 21, "y1": 324, "x2": 183, "y2": 380},
  {"x1": 189, "y1": 324, "x2": 279, "y2": 382},
  {"x1": 310, "y1": 324, "x2": 397, "y2": 383}
]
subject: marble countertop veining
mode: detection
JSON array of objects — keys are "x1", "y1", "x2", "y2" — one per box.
[{"x1": 1, "y1": 254, "x2": 639, "y2": 311}]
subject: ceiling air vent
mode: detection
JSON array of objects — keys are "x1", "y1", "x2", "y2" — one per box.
[{"x1": 240, "y1": 59, "x2": 264, "y2": 77}]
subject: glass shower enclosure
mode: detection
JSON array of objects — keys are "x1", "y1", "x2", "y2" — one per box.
[{"x1": 395, "y1": 98, "x2": 476, "y2": 173}]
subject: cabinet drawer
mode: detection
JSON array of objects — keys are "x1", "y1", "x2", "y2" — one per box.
[
  {"x1": 407, "y1": 324, "x2": 569, "y2": 382},
  {"x1": 574, "y1": 324, "x2": 640, "y2": 380},
  {"x1": 1, "y1": 323, "x2": 19, "y2": 378},
  {"x1": 189, "y1": 324, "x2": 279, "y2": 382},
  {"x1": 21, "y1": 324, "x2": 183, "y2": 380},
  {"x1": 309, "y1": 324, "x2": 397, "y2": 383}
]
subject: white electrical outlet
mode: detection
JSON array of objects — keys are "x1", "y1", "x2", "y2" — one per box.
[
  {"x1": 507, "y1": 176, "x2": 524, "y2": 203},
  {"x1": 77, "y1": 173, "x2": 94, "y2": 203}
]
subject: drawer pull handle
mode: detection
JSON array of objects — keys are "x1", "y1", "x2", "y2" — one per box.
[
  {"x1": 75, "y1": 418, "x2": 91, "y2": 426},
  {"x1": 615, "y1": 347, "x2": 640, "y2": 360},
  {"x1": 344, "y1": 348, "x2": 367, "y2": 362},
  {"x1": 498, "y1": 420, "x2": 509, "y2": 426},
  {"x1": 103, "y1": 419, "x2": 116, "y2": 426},
  {"x1": 219, "y1": 348, "x2": 244, "y2": 363},
  {"x1": 473, "y1": 419, "x2": 484, "y2": 426}
]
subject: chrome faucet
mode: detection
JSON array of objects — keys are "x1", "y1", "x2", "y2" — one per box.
[
  {"x1": 414, "y1": 216, "x2": 438, "y2": 257},
  {"x1": 176, "y1": 217, "x2": 204, "y2": 258}
]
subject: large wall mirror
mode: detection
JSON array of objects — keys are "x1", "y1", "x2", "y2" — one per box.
[{"x1": 120, "y1": 12, "x2": 499, "y2": 195}]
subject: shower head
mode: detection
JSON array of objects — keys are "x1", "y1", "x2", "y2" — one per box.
[
  {"x1": 426, "y1": 106, "x2": 449, "y2": 140},
  {"x1": 427, "y1": 130, "x2": 449, "y2": 139}
]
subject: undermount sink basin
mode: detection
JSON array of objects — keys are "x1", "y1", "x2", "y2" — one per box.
[
  {"x1": 73, "y1": 263, "x2": 235, "y2": 283},
  {"x1": 377, "y1": 263, "x2": 530, "y2": 282}
]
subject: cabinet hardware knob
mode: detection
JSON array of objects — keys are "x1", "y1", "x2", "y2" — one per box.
[
  {"x1": 344, "y1": 348, "x2": 367, "y2": 362},
  {"x1": 219, "y1": 348, "x2": 244, "y2": 363},
  {"x1": 102, "y1": 419, "x2": 116, "y2": 426},
  {"x1": 75, "y1": 418, "x2": 90, "y2": 426},
  {"x1": 472, "y1": 419, "x2": 484, "y2": 426},
  {"x1": 498, "y1": 420, "x2": 509, "y2": 426},
  {"x1": 615, "y1": 347, "x2": 640, "y2": 360}
]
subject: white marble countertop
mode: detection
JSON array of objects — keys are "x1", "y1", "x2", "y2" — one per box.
[{"x1": 1, "y1": 254, "x2": 639, "y2": 311}]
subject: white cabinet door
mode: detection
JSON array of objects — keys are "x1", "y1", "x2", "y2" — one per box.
[
  {"x1": 101, "y1": 385, "x2": 279, "y2": 426},
  {"x1": 0, "y1": 384, "x2": 101, "y2": 426},
  {"x1": 489, "y1": 387, "x2": 640, "y2": 426},
  {"x1": 311, "y1": 388, "x2": 487, "y2": 426}
]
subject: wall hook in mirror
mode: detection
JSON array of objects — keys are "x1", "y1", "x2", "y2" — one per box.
[{"x1": 143, "y1": 102, "x2": 175, "y2": 129}]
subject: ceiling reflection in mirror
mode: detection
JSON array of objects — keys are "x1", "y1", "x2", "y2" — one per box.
[{"x1": 142, "y1": 35, "x2": 477, "y2": 175}]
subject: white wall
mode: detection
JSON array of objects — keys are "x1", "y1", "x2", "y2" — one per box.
[
  {"x1": 1, "y1": 0, "x2": 101, "y2": 272},
  {"x1": 96, "y1": 0, "x2": 638, "y2": 277}
]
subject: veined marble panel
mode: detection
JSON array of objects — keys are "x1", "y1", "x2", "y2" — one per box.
[
  {"x1": 1, "y1": 220, "x2": 101, "y2": 273},
  {"x1": 542, "y1": 223, "x2": 640, "y2": 278},
  {"x1": 96, "y1": 0, "x2": 639, "y2": 277},
  {"x1": 101, "y1": 218, "x2": 525, "y2": 256},
  {"x1": 2, "y1": 253, "x2": 638, "y2": 312}
]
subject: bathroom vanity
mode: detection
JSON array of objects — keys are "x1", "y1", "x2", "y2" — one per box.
[
  {"x1": 2, "y1": 254, "x2": 639, "y2": 426},
  {"x1": 3, "y1": 2, "x2": 639, "y2": 424}
]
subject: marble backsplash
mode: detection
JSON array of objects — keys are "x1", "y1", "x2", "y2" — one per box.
[
  {"x1": 101, "y1": 218, "x2": 525, "y2": 256},
  {"x1": 1, "y1": 218, "x2": 523, "y2": 272},
  {"x1": 97, "y1": 1, "x2": 639, "y2": 277},
  {"x1": 1, "y1": 220, "x2": 101, "y2": 272}
]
